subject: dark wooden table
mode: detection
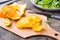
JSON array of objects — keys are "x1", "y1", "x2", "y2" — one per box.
[{"x1": 0, "y1": 0, "x2": 60, "y2": 40}]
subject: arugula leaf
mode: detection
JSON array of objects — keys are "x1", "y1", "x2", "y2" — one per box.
[
  {"x1": 34, "y1": 0, "x2": 60, "y2": 8},
  {"x1": 37, "y1": 0, "x2": 52, "y2": 5},
  {"x1": 45, "y1": 20, "x2": 49, "y2": 24},
  {"x1": 58, "y1": 0, "x2": 60, "y2": 7},
  {"x1": 34, "y1": 0, "x2": 40, "y2": 4}
]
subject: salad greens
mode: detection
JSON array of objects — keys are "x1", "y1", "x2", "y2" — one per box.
[{"x1": 34, "y1": 0, "x2": 60, "y2": 8}]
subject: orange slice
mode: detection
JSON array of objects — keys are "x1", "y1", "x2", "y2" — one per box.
[
  {"x1": 0, "y1": 10, "x2": 7, "y2": 18},
  {"x1": 6, "y1": 9, "x2": 16, "y2": 18},
  {"x1": 2, "y1": 5, "x2": 9, "y2": 13},
  {"x1": 26, "y1": 14, "x2": 42, "y2": 27},
  {"x1": 2, "y1": 3, "x2": 27, "y2": 20},
  {"x1": 27, "y1": 14, "x2": 41, "y2": 23},
  {"x1": 2, "y1": 5, "x2": 16, "y2": 18},
  {"x1": 31, "y1": 23, "x2": 40, "y2": 28},
  {"x1": 3, "y1": 18, "x2": 11, "y2": 26},
  {"x1": 32, "y1": 25, "x2": 44, "y2": 32},
  {"x1": 16, "y1": 17, "x2": 30, "y2": 29}
]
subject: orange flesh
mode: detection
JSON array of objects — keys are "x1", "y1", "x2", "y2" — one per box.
[
  {"x1": 6, "y1": 9, "x2": 16, "y2": 18},
  {"x1": 2, "y1": 5, "x2": 17, "y2": 18},
  {"x1": 0, "y1": 11, "x2": 7, "y2": 18}
]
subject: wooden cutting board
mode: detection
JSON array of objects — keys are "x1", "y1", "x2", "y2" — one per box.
[{"x1": 0, "y1": 10, "x2": 60, "y2": 40}]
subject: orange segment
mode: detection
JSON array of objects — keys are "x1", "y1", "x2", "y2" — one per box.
[
  {"x1": 2, "y1": 5, "x2": 9, "y2": 13},
  {"x1": 2, "y1": 5, "x2": 18, "y2": 11},
  {"x1": 11, "y1": 13, "x2": 20, "y2": 20},
  {"x1": 0, "y1": 11, "x2": 7, "y2": 18},
  {"x1": 2, "y1": 5, "x2": 17, "y2": 18},
  {"x1": 31, "y1": 23, "x2": 40, "y2": 28},
  {"x1": 32, "y1": 25, "x2": 44, "y2": 32},
  {"x1": 0, "y1": 13, "x2": 7, "y2": 18},
  {"x1": 10, "y1": 3, "x2": 20, "y2": 10},
  {"x1": 27, "y1": 14, "x2": 41, "y2": 23},
  {"x1": 3, "y1": 18, "x2": 11, "y2": 26},
  {"x1": 1, "y1": 3, "x2": 26, "y2": 20},
  {"x1": 7, "y1": 5, "x2": 18, "y2": 10},
  {"x1": 2, "y1": 5, "x2": 16, "y2": 18},
  {"x1": 26, "y1": 14, "x2": 42, "y2": 27},
  {"x1": 6, "y1": 9, "x2": 16, "y2": 18},
  {"x1": 16, "y1": 17, "x2": 30, "y2": 28}
]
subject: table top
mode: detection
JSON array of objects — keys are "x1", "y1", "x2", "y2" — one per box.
[{"x1": 0, "y1": 0, "x2": 60, "y2": 40}]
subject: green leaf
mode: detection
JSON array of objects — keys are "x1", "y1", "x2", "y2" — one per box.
[
  {"x1": 45, "y1": 20, "x2": 49, "y2": 24},
  {"x1": 40, "y1": 0, "x2": 52, "y2": 4},
  {"x1": 34, "y1": 0, "x2": 40, "y2": 4},
  {"x1": 34, "y1": 0, "x2": 60, "y2": 8}
]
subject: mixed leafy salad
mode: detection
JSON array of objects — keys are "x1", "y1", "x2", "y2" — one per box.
[{"x1": 34, "y1": 0, "x2": 60, "y2": 8}]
